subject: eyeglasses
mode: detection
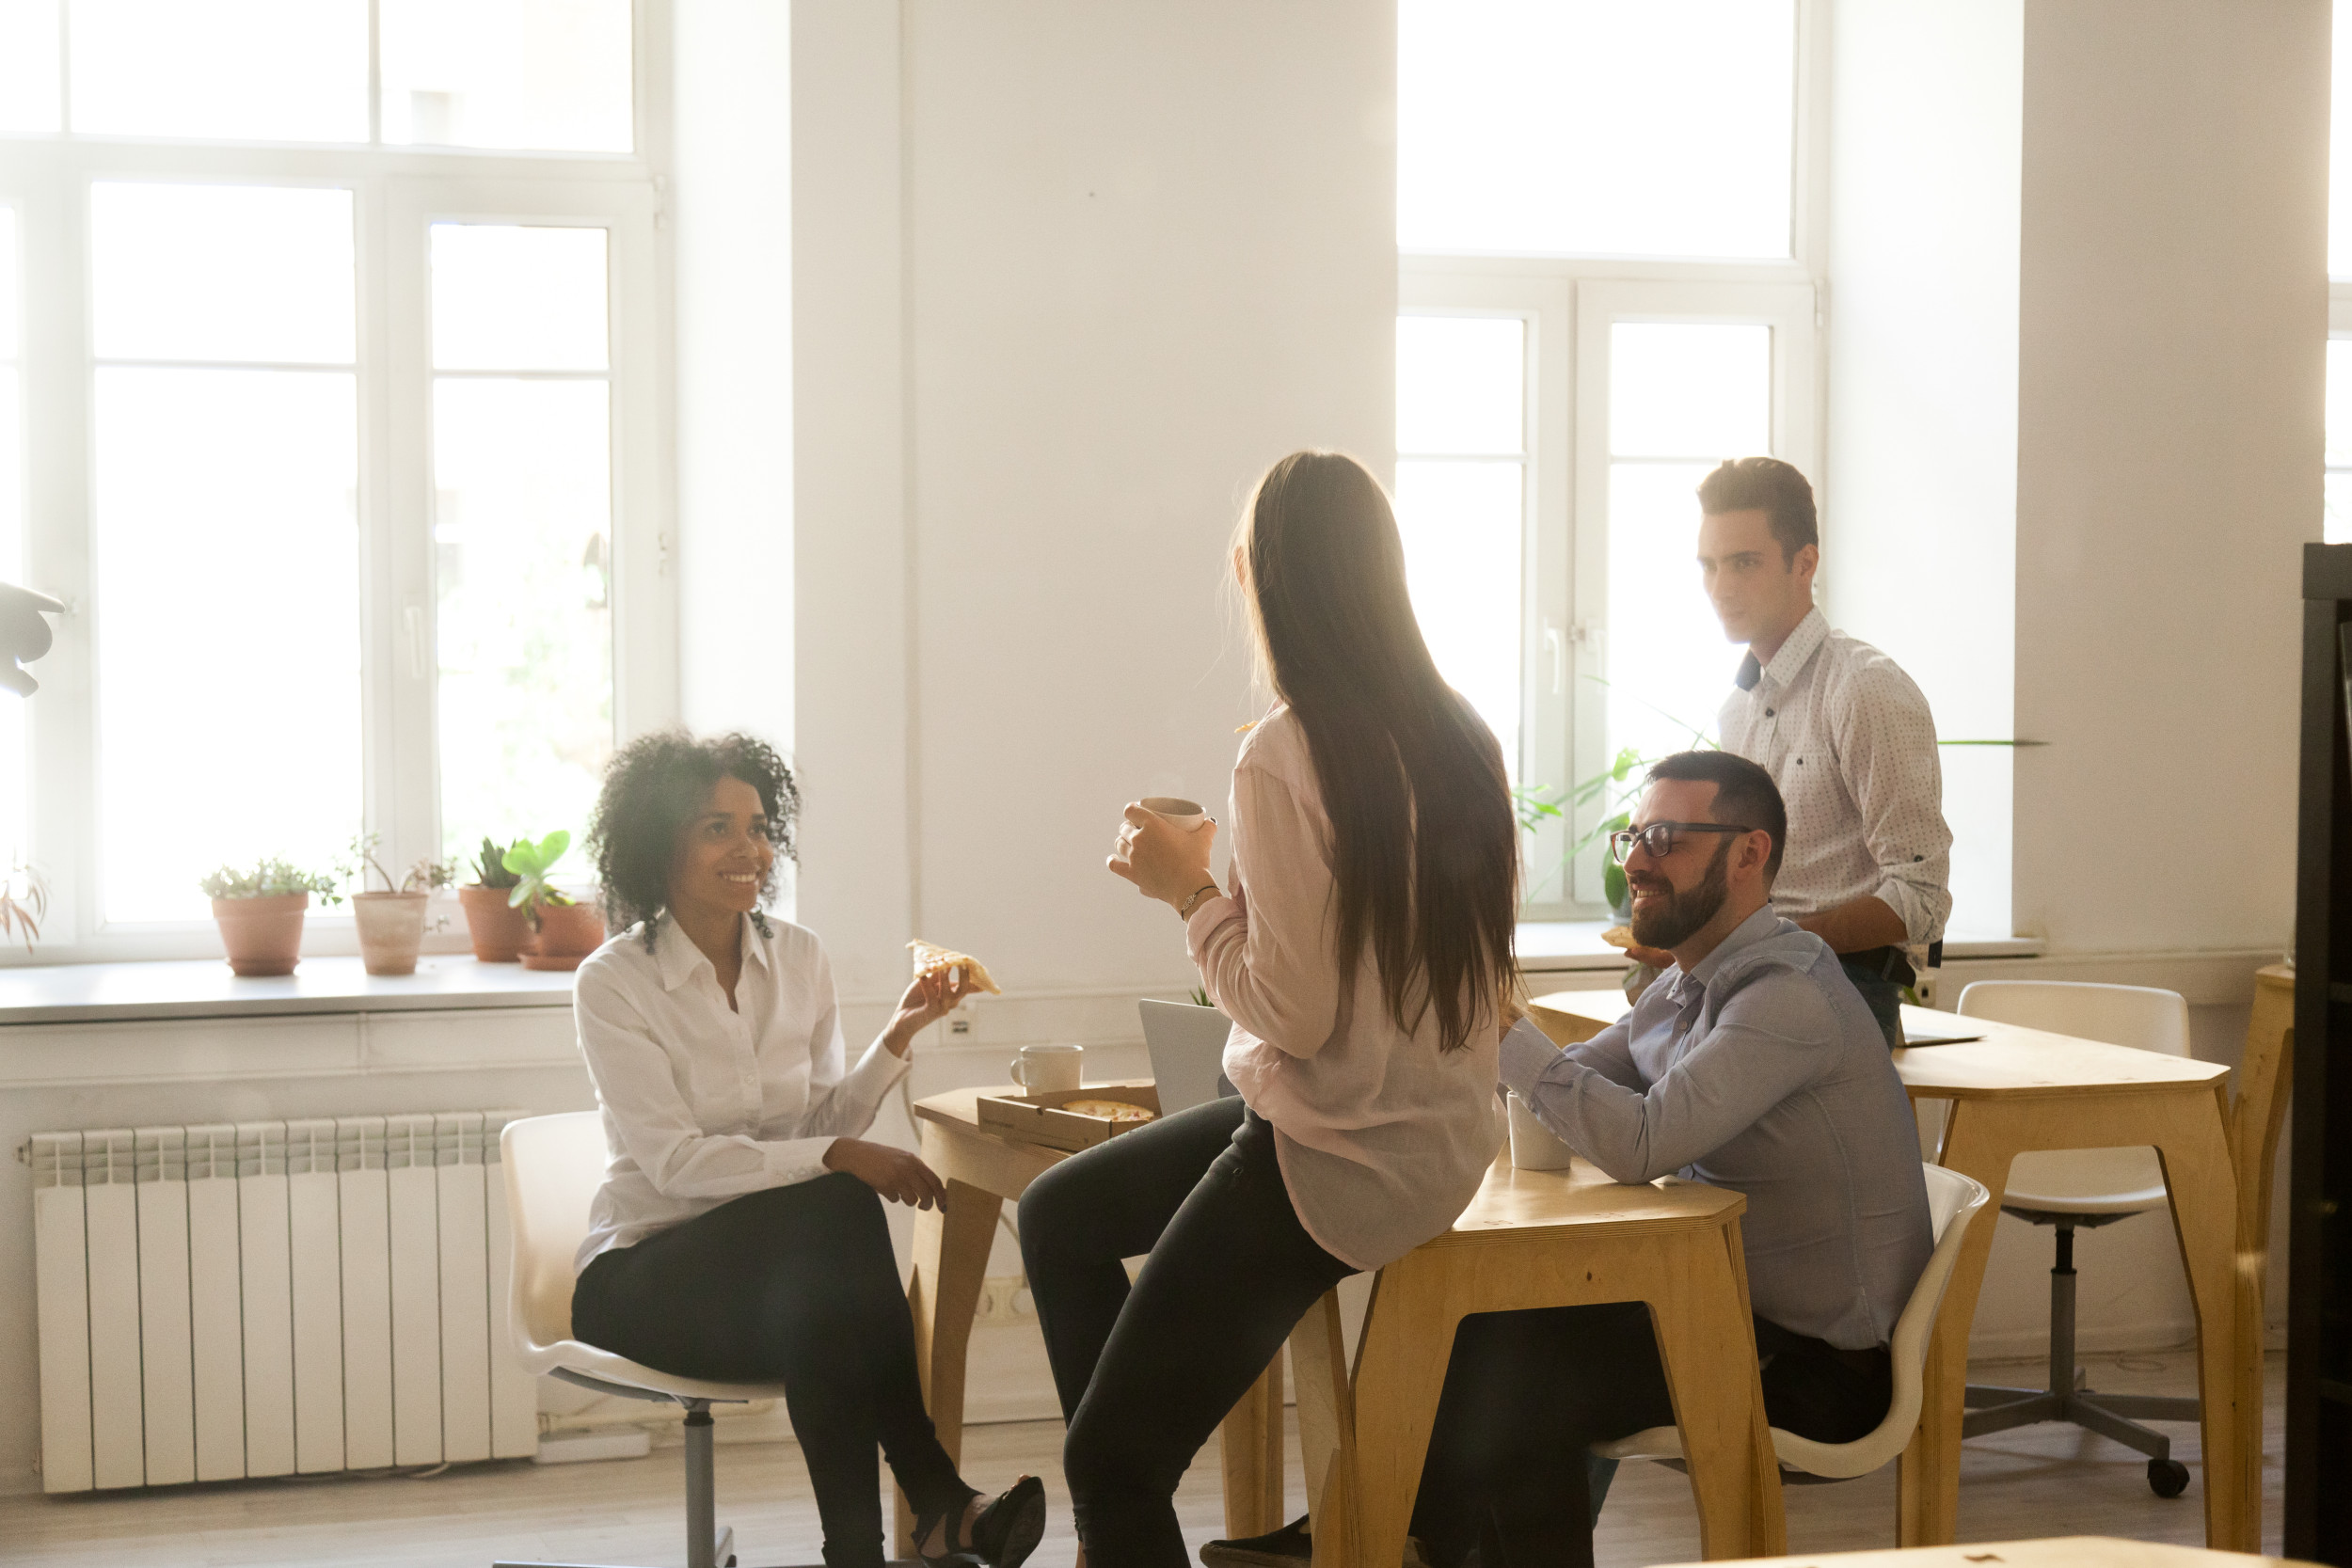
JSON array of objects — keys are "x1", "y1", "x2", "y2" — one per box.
[{"x1": 1608, "y1": 821, "x2": 1757, "y2": 864}]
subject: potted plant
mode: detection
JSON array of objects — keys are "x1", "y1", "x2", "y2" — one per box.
[
  {"x1": 199, "y1": 858, "x2": 340, "y2": 976},
  {"x1": 344, "y1": 835, "x2": 455, "y2": 977},
  {"x1": 0, "y1": 860, "x2": 48, "y2": 953},
  {"x1": 459, "y1": 836, "x2": 532, "y2": 962},
  {"x1": 505, "y1": 831, "x2": 604, "y2": 972}
]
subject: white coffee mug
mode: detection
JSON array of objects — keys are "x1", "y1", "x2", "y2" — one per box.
[
  {"x1": 1139, "y1": 796, "x2": 1211, "y2": 832},
  {"x1": 1507, "y1": 1090, "x2": 1577, "y2": 1172},
  {"x1": 1010, "y1": 1042, "x2": 1084, "y2": 1094}
]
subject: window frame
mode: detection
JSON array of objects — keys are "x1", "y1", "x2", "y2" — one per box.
[
  {"x1": 1397, "y1": 0, "x2": 1828, "y2": 922},
  {"x1": 0, "y1": 5, "x2": 675, "y2": 961}
]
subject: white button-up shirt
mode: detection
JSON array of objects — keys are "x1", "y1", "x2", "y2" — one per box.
[
  {"x1": 1717, "y1": 608, "x2": 1954, "y2": 946},
  {"x1": 572, "y1": 911, "x2": 910, "y2": 1271}
]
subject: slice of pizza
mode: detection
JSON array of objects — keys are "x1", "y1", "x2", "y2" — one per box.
[
  {"x1": 1060, "y1": 1099, "x2": 1157, "y2": 1124},
  {"x1": 908, "y1": 938, "x2": 1004, "y2": 995}
]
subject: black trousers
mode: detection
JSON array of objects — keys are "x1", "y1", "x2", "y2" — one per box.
[
  {"x1": 1411, "y1": 1303, "x2": 1894, "y2": 1568},
  {"x1": 573, "y1": 1173, "x2": 970, "y2": 1568},
  {"x1": 1019, "y1": 1097, "x2": 1353, "y2": 1568}
]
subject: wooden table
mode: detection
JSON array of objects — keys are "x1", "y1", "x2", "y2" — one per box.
[
  {"x1": 1526, "y1": 989, "x2": 2250, "y2": 1554},
  {"x1": 1295, "y1": 1152, "x2": 1786, "y2": 1566},
  {"x1": 901, "y1": 1083, "x2": 1286, "y2": 1550},
  {"x1": 907, "y1": 1083, "x2": 1786, "y2": 1564},
  {"x1": 1652, "y1": 1536, "x2": 2307, "y2": 1568}
]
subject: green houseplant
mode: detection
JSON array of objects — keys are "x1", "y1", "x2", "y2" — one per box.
[
  {"x1": 199, "y1": 858, "x2": 340, "y2": 976},
  {"x1": 459, "y1": 836, "x2": 531, "y2": 963},
  {"x1": 344, "y1": 834, "x2": 454, "y2": 977},
  {"x1": 504, "y1": 831, "x2": 604, "y2": 972}
]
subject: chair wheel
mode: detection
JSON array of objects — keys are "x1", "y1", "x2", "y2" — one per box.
[{"x1": 2148, "y1": 1458, "x2": 2191, "y2": 1497}]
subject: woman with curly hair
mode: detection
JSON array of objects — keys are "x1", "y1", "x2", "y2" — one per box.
[{"x1": 568, "y1": 730, "x2": 1044, "y2": 1568}]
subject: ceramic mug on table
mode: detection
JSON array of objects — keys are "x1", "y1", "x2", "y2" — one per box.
[
  {"x1": 1010, "y1": 1042, "x2": 1085, "y2": 1094},
  {"x1": 1507, "y1": 1089, "x2": 1577, "y2": 1171}
]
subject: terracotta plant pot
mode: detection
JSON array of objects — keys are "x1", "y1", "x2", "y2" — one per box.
[
  {"x1": 522, "y1": 900, "x2": 606, "y2": 972},
  {"x1": 212, "y1": 893, "x2": 310, "y2": 977},
  {"x1": 352, "y1": 891, "x2": 430, "y2": 976},
  {"x1": 459, "y1": 884, "x2": 532, "y2": 963}
]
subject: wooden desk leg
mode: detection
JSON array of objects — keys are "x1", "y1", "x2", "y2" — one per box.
[
  {"x1": 1648, "y1": 1222, "x2": 1784, "y2": 1560},
  {"x1": 2152, "y1": 1090, "x2": 2251, "y2": 1554},
  {"x1": 1338, "y1": 1270, "x2": 1453, "y2": 1568},
  {"x1": 1898, "y1": 1098, "x2": 2013, "y2": 1547},
  {"x1": 1219, "y1": 1354, "x2": 1286, "y2": 1540},
  {"x1": 898, "y1": 1171, "x2": 1002, "y2": 1556}
]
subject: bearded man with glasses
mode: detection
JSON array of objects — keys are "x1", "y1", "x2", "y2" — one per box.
[{"x1": 1401, "y1": 750, "x2": 1932, "y2": 1568}]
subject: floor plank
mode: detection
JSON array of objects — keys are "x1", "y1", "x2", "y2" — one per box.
[{"x1": 2, "y1": 1349, "x2": 2282, "y2": 1567}]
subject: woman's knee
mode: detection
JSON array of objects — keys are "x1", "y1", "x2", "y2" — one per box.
[{"x1": 1014, "y1": 1156, "x2": 1097, "y2": 1269}]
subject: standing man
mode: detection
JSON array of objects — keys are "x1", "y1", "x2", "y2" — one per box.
[{"x1": 1667, "y1": 455, "x2": 1951, "y2": 1048}]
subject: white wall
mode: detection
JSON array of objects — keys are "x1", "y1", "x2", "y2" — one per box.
[
  {"x1": 790, "y1": 1, "x2": 1397, "y2": 1016},
  {"x1": 674, "y1": 0, "x2": 796, "y2": 757},
  {"x1": 2008, "y1": 0, "x2": 2324, "y2": 957},
  {"x1": 1825, "y1": 0, "x2": 2024, "y2": 942}
]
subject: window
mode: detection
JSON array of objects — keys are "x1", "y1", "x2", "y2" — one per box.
[
  {"x1": 1397, "y1": 0, "x2": 1817, "y2": 917},
  {"x1": 0, "y1": 2, "x2": 668, "y2": 950}
]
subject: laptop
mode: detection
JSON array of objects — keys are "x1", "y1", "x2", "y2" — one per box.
[{"x1": 1138, "y1": 999, "x2": 1240, "y2": 1115}]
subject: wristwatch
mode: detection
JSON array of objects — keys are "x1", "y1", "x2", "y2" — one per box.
[{"x1": 1176, "y1": 882, "x2": 1222, "y2": 920}]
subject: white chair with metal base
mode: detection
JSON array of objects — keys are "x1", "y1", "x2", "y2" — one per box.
[
  {"x1": 497, "y1": 1110, "x2": 791, "y2": 1568},
  {"x1": 1949, "y1": 979, "x2": 2201, "y2": 1498},
  {"x1": 1594, "y1": 1163, "x2": 1991, "y2": 1484}
]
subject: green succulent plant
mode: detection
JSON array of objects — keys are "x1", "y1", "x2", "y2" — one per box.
[
  {"x1": 471, "y1": 836, "x2": 523, "y2": 890},
  {"x1": 199, "y1": 858, "x2": 342, "y2": 903},
  {"x1": 502, "y1": 832, "x2": 577, "y2": 929}
]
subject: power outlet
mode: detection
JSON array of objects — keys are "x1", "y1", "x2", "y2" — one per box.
[
  {"x1": 946, "y1": 1015, "x2": 977, "y2": 1041},
  {"x1": 977, "y1": 1275, "x2": 1031, "y2": 1325}
]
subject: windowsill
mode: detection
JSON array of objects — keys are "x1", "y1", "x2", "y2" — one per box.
[
  {"x1": 0, "y1": 955, "x2": 576, "y2": 1027},
  {"x1": 1515, "y1": 920, "x2": 2043, "y2": 975}
]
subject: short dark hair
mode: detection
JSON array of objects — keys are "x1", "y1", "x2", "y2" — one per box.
[
  {"x1": 588, "y1": 729, "x2": 800, "y2": 948},
  {"x1": 1696, "y1": 456, "x2": 1817, "y2": 562},
  {"x1": 1644, "y1": 750, "x2": 1787, "y2": 883}
]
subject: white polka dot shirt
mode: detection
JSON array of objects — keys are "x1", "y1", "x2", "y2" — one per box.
[{"x1": 1717, "y1": 608, "x2": 1953, "y2": 946}]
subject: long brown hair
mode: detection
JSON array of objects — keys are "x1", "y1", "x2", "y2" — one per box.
[{"x1": 1236, "y1": 451, "x2": 1518, "y2": 1053}]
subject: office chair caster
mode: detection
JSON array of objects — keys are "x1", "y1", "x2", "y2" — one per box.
[{"x1": 2147, "y1": 1458, "x2": 2191, "y2": 1497}]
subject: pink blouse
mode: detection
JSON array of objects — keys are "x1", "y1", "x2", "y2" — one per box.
[{"x1": 1184, "y1": 705, "x2": 1504, "y2": 1271}]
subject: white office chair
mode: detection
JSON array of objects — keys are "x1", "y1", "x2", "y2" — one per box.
[
  {"x1": 1949, "y1": 980, "x2": 2200, "y2": 1498},
  {"x1": 1594, "y1": 1164, "x2": 1991, "y2": 1482},
  {"x1": 497, "y1": 1111, "x2": 791, "y2": 1568}
]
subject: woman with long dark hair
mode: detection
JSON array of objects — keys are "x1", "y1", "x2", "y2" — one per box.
[
  {"x1": 1017, "y1": 451, "x2": 1519, "y2": 1568},
  {"x1": 569, "y1": 731, "x2": 1046, "y2": 1568}
]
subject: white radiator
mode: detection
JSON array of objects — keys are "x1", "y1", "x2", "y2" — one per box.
[{"x1": 31, "y1": 1110, "x2": 541, "y2": 1492}]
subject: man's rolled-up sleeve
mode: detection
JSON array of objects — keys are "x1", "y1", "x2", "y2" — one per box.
[{"x1": 1835, "y1": 661, "x2": 1955, "y2": 945}]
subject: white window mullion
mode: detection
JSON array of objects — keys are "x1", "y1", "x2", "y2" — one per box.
[
  {"x1": 23, "y1": 163, "x2": 96, "y2": 949},
  {"x1": 367, "y1": 173, "x2": 432, "y2": 885}
]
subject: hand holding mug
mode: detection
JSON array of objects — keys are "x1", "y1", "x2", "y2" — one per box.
[{"x1": 1107, "y1": 800, "x2": 1216, "y2": 907}]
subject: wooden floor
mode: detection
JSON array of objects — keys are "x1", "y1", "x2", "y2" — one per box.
[{"x1": 4, "y1": 1350, "x2": 2285, "y2": 1567}]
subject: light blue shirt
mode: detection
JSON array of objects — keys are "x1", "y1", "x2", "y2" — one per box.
[{"x1": 1500, "y1": 907, "x2": 1931, "y2": 1349}]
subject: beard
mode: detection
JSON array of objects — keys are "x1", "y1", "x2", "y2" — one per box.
[{"x1": 1628, "y1": 838, "x2": 1733, "y2": 952}]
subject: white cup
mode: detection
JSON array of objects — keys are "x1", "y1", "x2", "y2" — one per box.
[
  {"x1": 1010, "y1": 1043, "x2": 1084, "y2": 1094},
  {"x1": 1139, "y1": 796, "x2": 1210, "y2": 832},
  {"x1": 1507, "y1": 1090, "x2": 1577, "y2": 1172}
]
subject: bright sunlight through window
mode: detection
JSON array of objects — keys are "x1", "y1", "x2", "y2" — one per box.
[{"x1": 1398, "y1": 0, "x2": 1798, "y2": 258}]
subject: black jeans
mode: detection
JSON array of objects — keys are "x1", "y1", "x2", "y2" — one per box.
[
  {"x1": 573, "y1": 1173, "x2": 969, "y2": 1568},
  {"x1": 1410, "y1": 1303, "x2": 1893, "y2": 1568},
  {"x1": 1019, "y1": 1097, "x2": 1353, "y2": 1568}
]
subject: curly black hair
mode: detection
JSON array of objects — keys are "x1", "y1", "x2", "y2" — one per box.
[{"x1": 588, "y1": 729, "x2": 799, "y2": 949}]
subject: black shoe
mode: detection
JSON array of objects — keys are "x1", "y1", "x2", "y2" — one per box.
[
  {"x1": 963, "y1": 1476, "x2": 1046, "y2": 1568},
  {"x1": 1200, "y1": 1516, "x2": 1312, "y2": 1568}
]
